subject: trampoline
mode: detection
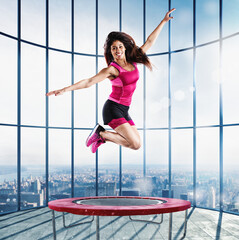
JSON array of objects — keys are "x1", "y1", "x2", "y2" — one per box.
[{"x1": 48, "y1": 196, "x2": 191, "y2": 240}]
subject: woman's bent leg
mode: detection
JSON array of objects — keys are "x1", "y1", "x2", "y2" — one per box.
[{"x1": 100, "y1": 123, "x2": 141, "y2": 150}]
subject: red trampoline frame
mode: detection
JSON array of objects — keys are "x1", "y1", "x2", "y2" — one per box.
[{"x1": 48, "y1": 196, "x2": 191, "y2": 240}]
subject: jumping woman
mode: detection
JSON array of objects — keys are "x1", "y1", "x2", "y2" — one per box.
[{"x1": 46, "y1": 8, "x2": 175, "y2": 153}]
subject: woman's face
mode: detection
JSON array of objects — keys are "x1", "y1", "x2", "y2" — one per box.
[{"x1": 110, "y1": 40, "x2": 126, "y2": 61}]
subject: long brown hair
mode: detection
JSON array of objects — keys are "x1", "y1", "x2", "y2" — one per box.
[{"x1": 104, "y1": 31, "x2": 152, "y2": 70}]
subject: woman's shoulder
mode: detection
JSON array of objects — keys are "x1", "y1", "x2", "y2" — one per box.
[
  {"x1": 110, "y1": 61, "x2": 120, "y2": 68},
  {"x1": 111, "y1": 61, "x2": 137, "y2": 70},
  {"x1": 107, "y1": 63, "x2": 120, "y2": 77},
  {"x1": 109, "y1": 61, "x2": 122, "y2": 72}
]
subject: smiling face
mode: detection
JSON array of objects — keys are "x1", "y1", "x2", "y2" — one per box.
[{"x1": 110, "y1": 40, "x2": 126, "y2": 61}]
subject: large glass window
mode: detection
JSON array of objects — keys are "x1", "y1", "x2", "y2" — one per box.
[
  {"x1": 122, "y1": 131, "x2": 144, "y2": 196},
  {"x1": 223, "y1": 0, "x2": 239, "y2": 37},
  {"x1": 0, "y1": 0, "x2": 17, "y2": 37},
  {"x1": 21, "y1": 128, "x2": 45, "y2": 209},
  {"x1": 224, "y1": 126, "x2": 239, "y2": 213},
  {"x1": 171, "y1": 0, "x2": 193, "y2": 50},
  {"x1": 196, "y1": 43, "x2": 220, "y2": 126},
  {"x1": 98, "y1": 0, "x2": 119, "y2": 55},
  {"x1": 49, "y1": 50, "x2": 71, "y2": 127},
  {"x1": 172, "y1": 129, "x2": 193, "y2": 202},
  {"x1": 1, "y1": 0, "x2": 239, "y2": 216},
  {"x1": 21, "y1": 43, "x2": 45, "y2": 126},
  {"x1": 49, "y1": 129, "x2": 71, "y2": 201},
  {"x1": 74, "y1": 130, "x2": 96, "y2": 197},
  {"x1": 222, "y1": 36, "x2": 239, "y2": 124},
  {"x1": 146, "y1": 0, "x2": 168, "y2": 54},
  {"x1": 49, "y1": 0, "x2": 71, "y2": 51},
  {"x1": 0, "y1": 36, "x2": 17, "y2": 124},
  {"x1": 196, "y1": 0, "x2": 219, "y2": 45},
  {"x1": 74, "y1": 55, "x2": 96, "y2": 128},
  {"x1": 74, "y1": 0, "x2": 96, "y2": 54},
  {"x1": 146, "y1": 130, "x2": 168, "y2": 197},
  {"x1": 171, "y1": 50, "x2": 193, "y2": 127},
  {"x1": 146, "y1": 55, "x2": 168, "y2": 128},
  {"x1": 122, "y1": 0, "x2": 143, "y2": 46},
  {"x1": 0, "y1": 126, "x2": 17, "y2": 213},
  {"x1": 196, "y1": 127, "x2": 219, "y2": 209},
  {"x1": 98, "y1": 143, "x2": 119, "y2": 196},
  {"x1": 21, "y1": 0, "x2": 45, "y2": 45}
]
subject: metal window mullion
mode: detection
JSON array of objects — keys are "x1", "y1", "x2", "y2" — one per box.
[
  {"x1": 71, "y1": 0, "x2": 75, "y2": 198},
  {"x1": 1, "y1": 31, "x2": 238, "y2": 57},
  {"x1": 17, "y1": 0, "x2": 21, "y2": 211},
  {"x1": 119, "y1": 148, "x2": 122, "y2": 196},
  {"x1": 45, "y1": 0, "x2": 49, "y2": 205},
  {"x1": 193, "y1": 0, "x2": 197, "y2": 207},
  {"x1": 168, "y1": 0, "x2": 172, "y2": 198},
  {"x1": 119, "y1": 0, "x2": 122, "y2": 31},
  {"x1": 143, "y1": 0, "x2": 146, "y2": 179},
  {"x1": 95, "y1": 0, "x2": 99, "y2": 196},
  {"x1": 119, "y1": 0, "x2": 122, "y2": 196},
  {"x1": 219, "y1": 0, "x2": 223, "y2": 212}
]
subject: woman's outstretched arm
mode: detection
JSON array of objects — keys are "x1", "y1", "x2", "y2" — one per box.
[
  {"x1": 46, "y1": 66, "x2": 116, "y2": 97},
  {"x1": 140, "y1": 8, "x2": 175, "y2": 53}
]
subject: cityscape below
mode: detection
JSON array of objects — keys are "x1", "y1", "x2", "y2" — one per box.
[{"x1": 0, "y1": 165, "x2": 239, "y2": 214}]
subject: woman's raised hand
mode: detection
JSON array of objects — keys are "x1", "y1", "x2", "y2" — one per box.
[
  {"x1": 163, "y1": 8, "x2": 176, "y2": 22},
  {"x1": 46, "y1": 88, "x2": 65, "y2": 97}
]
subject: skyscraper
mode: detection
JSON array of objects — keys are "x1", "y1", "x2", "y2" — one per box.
[
  {"x1": 34, "y1": 179, "x2": 41, "y2": 194},
  {"x1": 208, "y1": 186, "x2": 216, "y2": 208}
]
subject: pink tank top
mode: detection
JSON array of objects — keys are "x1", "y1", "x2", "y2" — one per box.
[{"x1": 109, "y1": 61, "x2": 140, "y2": 106}]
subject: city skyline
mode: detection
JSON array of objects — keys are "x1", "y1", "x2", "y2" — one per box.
[{"x1": 1, "y1": 165, "x2": 238, "y2": 214}]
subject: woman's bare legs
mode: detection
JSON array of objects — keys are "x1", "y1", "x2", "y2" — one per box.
[{"x1": 100, "y1": 123, "x2": 141, "y2": 150}]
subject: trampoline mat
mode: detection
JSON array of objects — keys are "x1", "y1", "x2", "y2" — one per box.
[{"x1": 74, "y1": 197, "x2": 166, "y2": 206}]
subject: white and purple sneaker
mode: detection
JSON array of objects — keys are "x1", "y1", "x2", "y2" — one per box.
[{"x1": 86, "y1": 124, "x2": 105, "y2": 147}]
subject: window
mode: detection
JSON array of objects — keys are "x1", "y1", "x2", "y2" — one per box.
[
  {"x1": 1, "y1": 0, "x2": 239, "y2": 215},
  {"x1": 0, "y1": 37, "x2": 17, "y2": 124},
  {"x1": 196, "y1": 128, "x2": 219, "y2": 209}
]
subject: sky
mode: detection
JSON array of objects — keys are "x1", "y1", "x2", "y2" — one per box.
[{"x1": 0, "y1": 0, "x2": 239, "y2": 169}]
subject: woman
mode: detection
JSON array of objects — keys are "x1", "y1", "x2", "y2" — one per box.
[{"x1": 46, "y1": 8, "x2": 175, "y2": 153}]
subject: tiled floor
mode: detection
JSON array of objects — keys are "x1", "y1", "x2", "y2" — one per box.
[{"x1": 0, "y1": 207, "x2": 239, "y2": 240}]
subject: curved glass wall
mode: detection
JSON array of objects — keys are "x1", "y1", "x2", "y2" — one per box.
[{"x1": 0, "y1": 0, "x2": 239, "y2": 215}]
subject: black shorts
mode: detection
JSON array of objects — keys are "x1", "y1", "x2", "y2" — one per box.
[{"x1": 102, "y1": 100, "x2": 135, "y2": 129}]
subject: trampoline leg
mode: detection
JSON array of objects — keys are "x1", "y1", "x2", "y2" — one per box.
[
  {"x1": 52, "y1": 210, "x2": 56, "y2": 240},
  {"x1": 182, "y1": 209, "x2": 188, "y2": 238},
  {"x1": 62, "y1": 212, "x2": 94, "y2": 228},
  {"x1": 129, "y1": 214, "x2": 163, "y2": 224},
  {"x1": 168, "y1": 213, "x2": 173, "y2": 240},
  {"x1": 96, "y1": 216, "x2": 100, "y2": 240}
]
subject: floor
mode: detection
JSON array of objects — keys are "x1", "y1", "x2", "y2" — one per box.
[{"x1": 0, "y1": 207, "x2": 239, "y2": 240}]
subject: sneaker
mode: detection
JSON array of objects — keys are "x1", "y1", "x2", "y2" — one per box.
[
  {"x1": 86, "y1": 124, "x2": 105, "y2": 147},
  {"x1": 91, "y1": 139, "x2": 105, "y2": 153}
]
